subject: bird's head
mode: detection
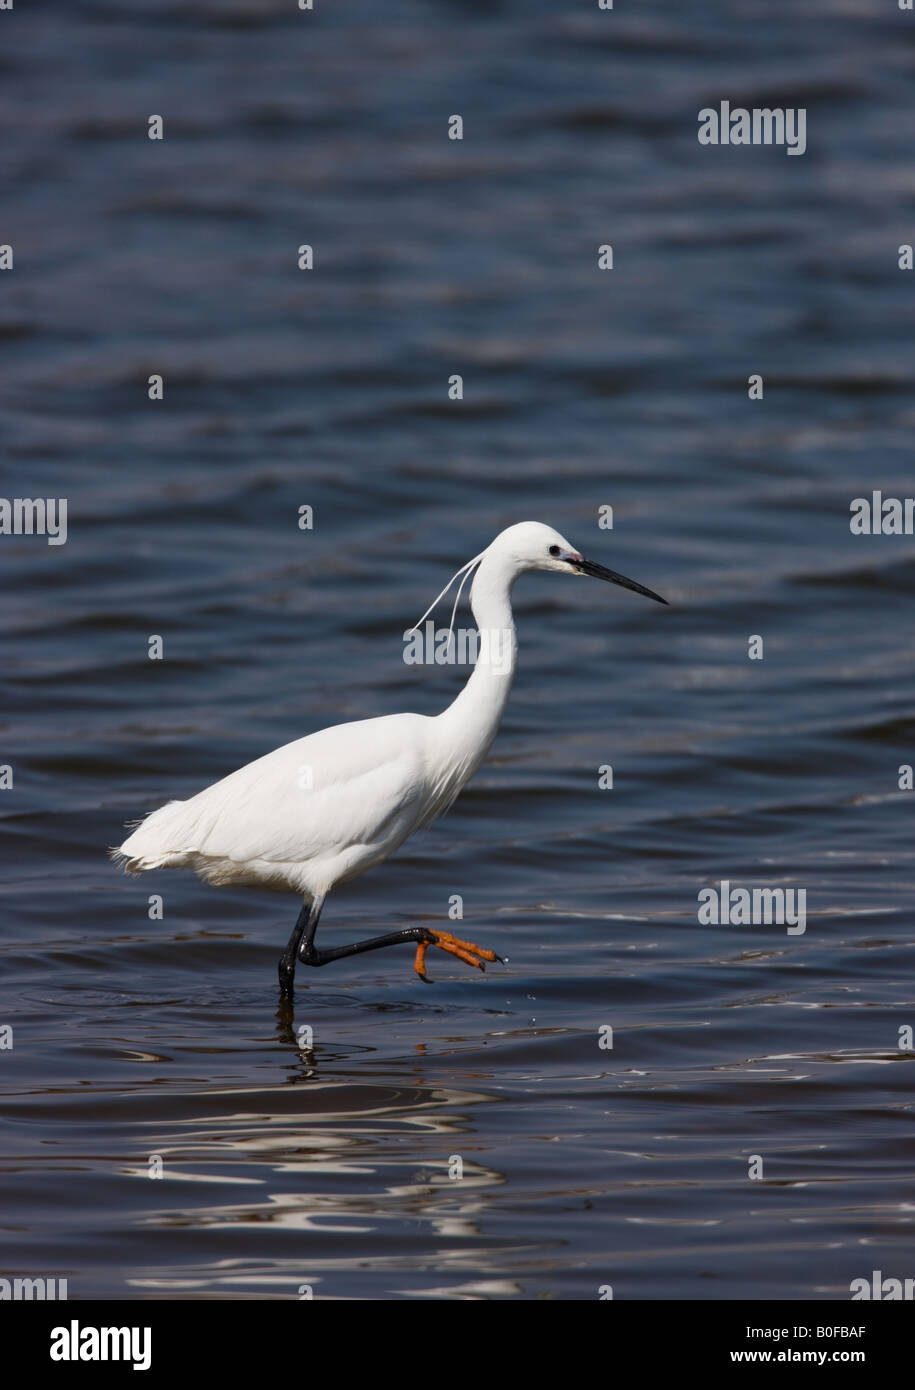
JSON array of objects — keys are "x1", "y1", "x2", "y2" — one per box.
[
  {"x1": 486, "y1": 521, "x2": 668, "y2": 604},
  {"x1": 407, "y1": 520, "x2": 667, "y2": 646}
]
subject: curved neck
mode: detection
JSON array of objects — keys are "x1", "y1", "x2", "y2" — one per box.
[{"x1": 436, "y1": 550, "x2": 519, "y2": 764}]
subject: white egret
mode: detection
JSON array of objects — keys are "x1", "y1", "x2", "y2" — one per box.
[{"x1": 113, "y1": 521, "x2": 667, "y2": 996}]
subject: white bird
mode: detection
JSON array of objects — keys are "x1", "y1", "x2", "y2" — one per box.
[{"x1": 113, "y1": 521, "x2": 666, "y2": 996}]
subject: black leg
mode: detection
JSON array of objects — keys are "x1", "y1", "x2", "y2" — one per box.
[
  {"x1": 278, "y1": 901, "x2": 316, "y2": 1000},
  {"x1": 280, "y1": 898, "x2": 504, "y2": 988},
  {"x1": 297, "y1": 924, "x2": 436, "y2": 968}
]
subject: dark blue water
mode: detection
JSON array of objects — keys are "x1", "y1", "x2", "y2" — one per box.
[{"x1": 1, "y1": 0, "x2": 914, "y2": 1300}]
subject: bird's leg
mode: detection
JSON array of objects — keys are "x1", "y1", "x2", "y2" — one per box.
[
  {"x1": 278, "y1": 900, "x2": 318, "y2": 1000},
  {"x1": 297, "y1": 921, "x2": 503, "y2": 981},
  {"x1": 298, "y1": 925, "x2": 434, "y2": 968}
]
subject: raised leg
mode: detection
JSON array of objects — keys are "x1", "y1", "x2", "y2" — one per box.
[
  {"x1": 298, "y1": 924, "x2": 435, "y2": 968},
  {"x1": 280, "y1": 895, "x2": 503, "y2": 992},
  {"x1": 298, "y1": 920, "x2": 503, "y2": 981}
]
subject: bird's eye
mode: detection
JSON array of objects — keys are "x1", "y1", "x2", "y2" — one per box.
[{"x1": 549, "y1": 545, "x2": 561, "y2": 556}]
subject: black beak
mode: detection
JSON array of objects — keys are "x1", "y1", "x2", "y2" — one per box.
[{"x1": 572, "y1": 557, "x2": 668, "y2": 605}]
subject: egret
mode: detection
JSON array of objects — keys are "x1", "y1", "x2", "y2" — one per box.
[{"x1": 113, "y1": 521, "x2": 666, "y2": 997}]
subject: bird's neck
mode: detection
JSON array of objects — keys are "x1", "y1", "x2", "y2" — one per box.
[{"x1": 436, "y1": 551, "x2": 519, "y2": 768}]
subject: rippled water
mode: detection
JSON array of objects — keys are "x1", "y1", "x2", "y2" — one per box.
[{"x1": 1, "y1": 0, "x2": 914, "y2": 1300}]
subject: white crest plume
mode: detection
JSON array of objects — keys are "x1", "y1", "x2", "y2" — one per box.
[{"x1": 406, "y1": 548, "x2": 486, "y2": 650}]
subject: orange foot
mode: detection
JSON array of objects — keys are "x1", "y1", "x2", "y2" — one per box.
[{"x1": 414, "y1": 929, "x2": 504, "y2": 982}]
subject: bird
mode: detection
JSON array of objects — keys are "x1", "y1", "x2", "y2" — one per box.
[{"x1": 112, "y1": 521, "x2": 667, "y2": 998}]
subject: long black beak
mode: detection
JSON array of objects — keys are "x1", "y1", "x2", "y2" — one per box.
[{"x1": 572, "y1": 557, "x2": 668, "y2": 605}]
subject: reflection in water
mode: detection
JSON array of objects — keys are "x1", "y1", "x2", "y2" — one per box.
[{"x1": 122, "y1": 1080, "x2": 516, "y2": 1294}]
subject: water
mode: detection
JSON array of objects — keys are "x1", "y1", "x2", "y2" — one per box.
[{"x1": 1, "y1": 0, "x2": 914, "y2": 1301}]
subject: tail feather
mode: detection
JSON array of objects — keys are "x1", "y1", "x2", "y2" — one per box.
[{"x1": 112, "y1": 799, "x2": 197, "y2": 873}]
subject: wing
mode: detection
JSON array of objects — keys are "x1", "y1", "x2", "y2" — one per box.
[{"x1": 118, "y1": 712, "x2": 434, "y2": 871}]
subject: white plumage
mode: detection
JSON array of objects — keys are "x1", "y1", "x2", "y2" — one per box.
[
  {"x1": 113, "y1": 521, "x2": 666, "y2": 991},
  {"x1": 118, "y1": 714, "x2": 438, "y2": 894}
]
